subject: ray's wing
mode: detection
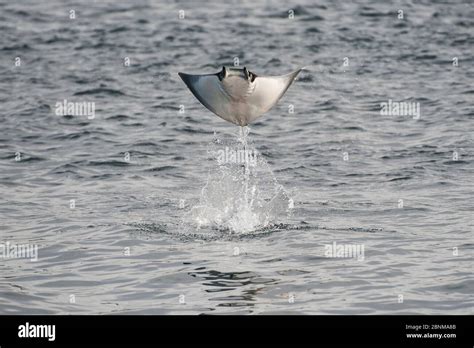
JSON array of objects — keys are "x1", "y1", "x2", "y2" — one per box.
[
  {"x1": 178, "y1": 72, "x2": 237, "y2": 124},
  {"x1": 246, "y1": 68, "x2": 302, "y2": 124}
]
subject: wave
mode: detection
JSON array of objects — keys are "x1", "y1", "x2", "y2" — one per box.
[{"x1": 73, "y1": 88, "x2": 126, "y2": 97}]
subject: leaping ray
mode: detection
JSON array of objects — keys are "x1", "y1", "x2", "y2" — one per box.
[{"x1": 178, "y1": 66, "x2": 302, "y2": 126}]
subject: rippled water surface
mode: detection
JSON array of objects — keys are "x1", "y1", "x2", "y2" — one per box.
[{"x1": 0, "y1": 0, "x2": 473, "y2": 314}]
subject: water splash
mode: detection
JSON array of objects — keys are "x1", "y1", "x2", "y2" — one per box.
[{"x1": 189, "y1": 127, "x2": 294, "y2": 234}]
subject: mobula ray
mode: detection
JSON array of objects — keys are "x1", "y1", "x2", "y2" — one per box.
[{"x1": 178, "y1": 66, "x2": 302, "y2": 126}]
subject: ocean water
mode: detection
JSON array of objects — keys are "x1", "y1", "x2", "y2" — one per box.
[{"x1": 0, "y1": 0, "x2": 473, "y2": 314}]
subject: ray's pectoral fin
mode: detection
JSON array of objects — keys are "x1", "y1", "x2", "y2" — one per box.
[
  {"x1": 178, "y1": 72, "x2": 236, "y2": 124},
  {"x1": 246, "y1": 68, "x2": 303, "y2": 124}
]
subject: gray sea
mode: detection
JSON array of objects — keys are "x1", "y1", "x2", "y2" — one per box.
[{"x1": 0, "y1": 0, "x2": 473, "y2": 314}]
